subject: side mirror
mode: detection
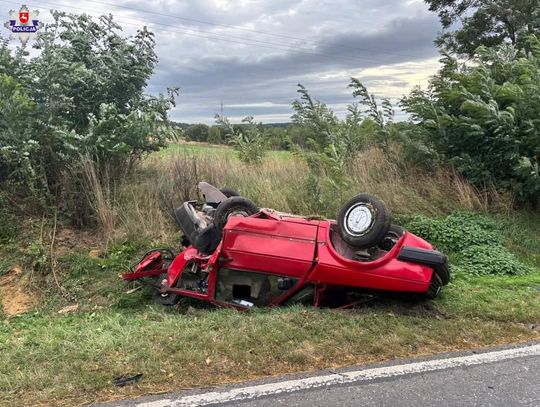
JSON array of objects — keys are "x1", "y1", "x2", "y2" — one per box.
[{"x1": 277, "y1": 278, "x2": 295, "y2": 290}]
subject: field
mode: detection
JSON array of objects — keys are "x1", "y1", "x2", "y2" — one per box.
[{"x1": 0, "y1": 143, "x2": 539, "y2": 406}]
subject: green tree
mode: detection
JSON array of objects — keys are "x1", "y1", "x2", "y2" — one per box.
[
  {"x1": 216, "y1": 115, "x2": 268, "y2": 164},
  {"x1": 291, "y1": 84, "x2": 338, "y2": 150},
  {"x1": 185, "y1": 124, "x2": 210, "y2": 142},
  {"x1": 0, "y1": 74, "x2": 38, "y2": 190},
  {"x1": 401, "y1": 37, "x2": 540, "y2": 204},
  {"x1": 0, "y1": 12, "x2": 178, "y2": 214},
  {"x1": 426, "y1": 0, "x2": 540, "y2": 56},
  {"x1": 207, "y1": 126, "x2": 223, "y2": 144}
]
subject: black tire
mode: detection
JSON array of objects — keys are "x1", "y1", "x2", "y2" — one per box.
[
  {"x1": 152, "y1": 273, "x2": 180, "y2": 306},
  {"x1": 379, "y1": 224, "x2": 406, "y2": 251},
  {"x1": 425, "y1": 272, "x2": 443, "y2": 299},
  {"x1": 214, "y1": 196, "x2": 259, "y2": 230},
  {"x1": 337, "y1": 194, "x2": 391, "y2": 248},
  {"x1": 220, "y1": 187, "x2": 240, "y2": 198},
  {"x1": 388, "y1": 224, "x2": 405, "y2": 238}
]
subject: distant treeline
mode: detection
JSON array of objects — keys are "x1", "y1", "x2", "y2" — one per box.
[{"x1": 173, "y1": 122, "x2": 304, "y2": 150}]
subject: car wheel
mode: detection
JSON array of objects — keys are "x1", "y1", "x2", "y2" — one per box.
[
  {"x1": 425, "y1": 272, "x2": 442, "y2": 299},
  {"x1": 220, "y1": 187, "x2": 240, "y2": 198},
  {"x1": 337, "y1": 194, "x2": 391, "y2": 248},
  {"x1": 214, "y1": 196, "x2": 259, "y2": 230}
]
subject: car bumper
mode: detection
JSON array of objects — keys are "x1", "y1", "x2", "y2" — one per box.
[{"x1": 397, "y1": 246, "x2": 450, "y2": 285}]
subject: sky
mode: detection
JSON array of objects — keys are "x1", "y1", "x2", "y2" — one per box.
[{"x1": 1, "y1": 0, "x2": 443, "y2": 123}]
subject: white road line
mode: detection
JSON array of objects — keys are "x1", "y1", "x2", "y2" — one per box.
[{"x1": 134, "y1": 344, "x2": 540, "y2": 407}]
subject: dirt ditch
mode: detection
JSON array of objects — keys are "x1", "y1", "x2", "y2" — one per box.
[{"x1": 0, "y1": 265, "x2": 35, "y2": 316}]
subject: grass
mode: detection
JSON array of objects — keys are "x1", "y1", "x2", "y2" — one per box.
[
  {"x1": 1, "y1": 274, "x2": 538, "y2": 406},
  {"x1": 158, "y1": 141, "x2": 292, "y2": 161},
  {"x1": 0, "y1": 142, "x2": 538, "y2": 406},
  {"x1": 109, "y1": 143, "x2": 508, "y2": 244}
]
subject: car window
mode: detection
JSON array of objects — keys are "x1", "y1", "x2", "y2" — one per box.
[{"x1": 215, "y1": 268, "x2": 298, "y2": 307}]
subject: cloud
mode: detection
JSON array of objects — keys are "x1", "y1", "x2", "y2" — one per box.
[
  {"x1": 0, "y1": 0, "x2": 443, "y2": 122},
  {"x1": 149, "y1": 13, "x2": 441, "y2": 122}
]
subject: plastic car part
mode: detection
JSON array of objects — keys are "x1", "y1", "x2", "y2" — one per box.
[
  {"x1": 337, "y1": 194, "x2": 391, "y2": 248},
  {"x1": 379, "y1": 224, "x2": 405, "y2": 251},
  {"x1": 425, "y1": 273, "x2": 443, "y2": 299},
  {"x1": 397, "y1": 246, "x2": 450, "y2": 285},
  {"x1": 197, "y1": 181, "x2": 228, "y2": 206}
]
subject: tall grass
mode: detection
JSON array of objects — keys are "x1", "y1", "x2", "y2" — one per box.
[
  {"x1": 78, "y1": 156, "x2": 118, "y2": 249},
  {"x1": 108, "y1": 145, "x2": 510, "y2": 244}
]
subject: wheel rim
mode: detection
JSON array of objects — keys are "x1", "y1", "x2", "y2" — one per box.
[{"x1": 344, "y1": 203, "x2": 374, "y2": 236}]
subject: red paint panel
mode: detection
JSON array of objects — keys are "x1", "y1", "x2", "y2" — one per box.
[
  {"x1": 167, "y1": 246, "x2": 198, "y2": 287},
  {"x1": 310, "y1": 224, "x2": 433, "y2": 292},
  {"x1": 222, "y1": 217, "x2": 318, "y2": 277}
]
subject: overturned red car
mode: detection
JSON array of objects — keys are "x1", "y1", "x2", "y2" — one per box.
[{"x1": 122, "y1": 183, "x2": 449, "y2": 308}]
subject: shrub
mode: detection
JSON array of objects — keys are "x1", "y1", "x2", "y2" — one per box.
[
  {"x1": 401, "y1": 37, "x2": 540, "y2": 204},
  {"x1": 404, "y1": 211, "x2": 533, "y2": 276},
  {"x1": 406, "y1": 211, "x2": 504, "y2": 253},
  {"x1": 0, "y1": 193, "x2": 17, "y2": 243},
  {"x1": 454, "y1": 245, "x2": 534, "y2": 276},
  {"x1": 216, "y1": 115, "x2": 268, "y2": 165},
  {"x1": 0, "y1": 13, "x2": 178, "y2": 221}
]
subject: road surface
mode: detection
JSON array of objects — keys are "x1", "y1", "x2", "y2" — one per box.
[{"x1": 99, "y1": 342, "x2": 540, "y2": 407}]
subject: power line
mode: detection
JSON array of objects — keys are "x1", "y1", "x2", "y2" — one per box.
[
  {"x1": 81, "y1": 0, "x2": 423, "y2": 61},
  {"x1": 0, "y1": 0, "x2": 427, "y2": 66},
  {"x1": 10, "y1": 0, "x2": 408, "y2": 66}
]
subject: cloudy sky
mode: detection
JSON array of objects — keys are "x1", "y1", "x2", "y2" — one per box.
[{"x1": 1, "y1": 0, "x2": 443, "y2": 123}]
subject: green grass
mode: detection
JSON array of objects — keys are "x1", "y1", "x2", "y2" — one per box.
[
  {"x1": 1, "y1": 273, "x2": 538, "y2": 406},
  {"x1": 157, "y1": 141, "x2": 292, "y2": 161}
]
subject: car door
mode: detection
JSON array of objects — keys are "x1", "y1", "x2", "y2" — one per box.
[{"x1": 219, "y1": 216, "x2": 319, "y2": 279}]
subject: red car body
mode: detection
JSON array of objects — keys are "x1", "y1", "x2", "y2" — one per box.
[{"x1": 123, "y1": 209, "x2": 449, "y2": 308}]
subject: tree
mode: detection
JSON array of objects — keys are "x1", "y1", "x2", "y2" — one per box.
[
  {"x1": 401, "y1": 36, "x2": 540, "y2": 204},
  {"x1": 207, "y1": 126, "x2": 223, "y2": 144},
  {"x1": 185, "y1": 124, "x2": 210, "y2": 142},
  {"x1": 216, "y1": 115, "x2": 268, "y2": 164},
  {"x1": 0, "y1": 12, "x2": 178, "y2": 220},
  {"x1": 291, "y1": 84, "x2": 338, "y2": 150},
  {"x1": 425, "y1": 0, "x2": 540, "y2": 56}
]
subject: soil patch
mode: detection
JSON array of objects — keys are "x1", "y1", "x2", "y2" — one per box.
[
  {"x1": 0, "y1": 265, "x2": 35, "y2": 316},
  {"x1": 54, "y1": 228, "x2": 101, "y2": 256}
]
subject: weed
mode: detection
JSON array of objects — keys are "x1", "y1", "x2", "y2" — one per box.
[
  {"x1": 405, "y1": 211, "x2": 504, "y2": 253},
  {"x1": 404, "y1": 211, "x2": 534, "y2": 277},
  {"x1": 454, "y1": 245, "x2": 534, "y2": 276},
  {"x1": 23, "y1": 241, "x2": 49, "y2": 274}
]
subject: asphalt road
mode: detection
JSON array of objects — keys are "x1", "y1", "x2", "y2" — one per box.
[
  {"x1": 230, "y1": 354, "x2": 540, "y2": 407},
  {"x1": 100, "y1": 343, "x2": 540, "y2": 407}
]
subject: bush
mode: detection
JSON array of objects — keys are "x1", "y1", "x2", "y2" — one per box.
[
  {"x1": 0, "y1": 13, "x2": 178, "y2": 222},
  {"x1": 454, "y1": 245, "x2": 534, "y2": 276},
  {"x1": 406, "y1": 211, "x2": 504, "y2": 252},
  {"x1": 0, "y1": 193, "x2": 17, "y2": 243},
  {"x1": 216, "y1": 116, "x2": 268, "y2": 165},
  {"x1": 404, "y1": 211, "x2": 533, "y2": 276},
  {"x1": 401, "y1": 37, "x2": 540, "y2": 204}
]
